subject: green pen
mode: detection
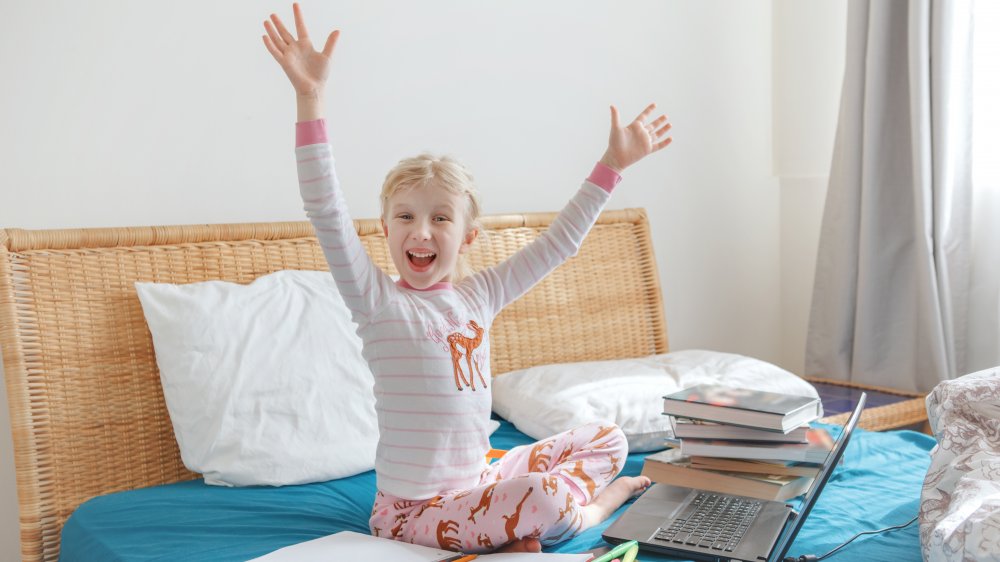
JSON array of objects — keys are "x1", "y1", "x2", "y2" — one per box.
[{"x1": 590, "y1": 540, "x2": 639, "y2": 562}]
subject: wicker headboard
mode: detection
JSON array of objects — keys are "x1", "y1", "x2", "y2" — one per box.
[{"x1": 0, "y1": 208, "x2": 667, "y2": 562}]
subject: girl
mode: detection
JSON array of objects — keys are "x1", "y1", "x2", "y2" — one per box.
[{"x1": 262, "y1": 4, "x2": 672, "y2": 554}]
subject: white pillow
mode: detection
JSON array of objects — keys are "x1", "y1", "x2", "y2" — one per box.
[
  {"x1": 491, "y1": 349, "x2": 821, "y2": 453},
  {"x1": 135, "y1": 270, "x2": 378, "y2": 487}
]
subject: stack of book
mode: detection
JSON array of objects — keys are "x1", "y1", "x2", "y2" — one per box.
[{"x1": 641, "y1": 384, "x2": 827, "y2": 502}]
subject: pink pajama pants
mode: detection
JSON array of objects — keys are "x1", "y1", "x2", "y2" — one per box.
[{"x1": 369, "y1": 422, "x2": 628, "y2": 553}]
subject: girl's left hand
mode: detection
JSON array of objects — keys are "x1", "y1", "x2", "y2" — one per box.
[{"x1": 600, "y1": 103, "x2": 672, "y2": 173}]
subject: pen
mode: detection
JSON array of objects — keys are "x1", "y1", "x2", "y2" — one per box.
[
  {"x1": 449, "y1": 555, "x2": 477, "y2": 562},
  {"x1": 622, "y1": 542, "x2": 638, "y2": 562},
  {"x1": 590, "y1": 540, "x2": 639, "y2": 562}
]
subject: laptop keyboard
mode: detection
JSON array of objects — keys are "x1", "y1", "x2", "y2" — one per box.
[{"x1": 654, "y1": 492, "x2": 762, "y2": 552}]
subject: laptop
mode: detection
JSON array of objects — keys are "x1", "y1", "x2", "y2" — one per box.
[{"x1": 603, "y1": 393, "x2": 867, "y2": 562}]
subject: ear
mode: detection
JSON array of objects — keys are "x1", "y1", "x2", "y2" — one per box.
[
  {"x1": 459, "y1": 228, "x2": 479, "y2": 254},
  {"x1": 381, "y1": 219, "x2": 388, "y2": 238}
]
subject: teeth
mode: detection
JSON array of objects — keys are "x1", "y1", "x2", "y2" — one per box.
[{"x1": 408, "y1": 251, "x2": 436, "y2": 258}]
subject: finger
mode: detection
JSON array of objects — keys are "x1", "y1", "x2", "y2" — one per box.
[
  {"x1": 270, "y1": 13, "x2": 297, "y2": 44},
  {"x1": 262, "y1": 35, "x2": 284, "y2": 61},
  {"x1": 322, "y1": 29, "x2": 340, "y2": 58},
  {"x1": 610, "y1": 105, "x2": 620, "y2": 129},
  {"x1": 633, "y1": 102, "x2": 657, "y2": 124},
  {"x1": 293, "y1": 2, "x2": 309, "y2": 40},
  {"x1": 649, "y1": 114, "x2": 669, "y2": 129},
  {"x1": 653, "y1": 136, "x2": 673, "y2": 152},
  {"x1": 654, "y1": 122, "x2": 673, "y2": 138},
  {"x1": 263, "y1": 20, "x2": 286, "y2": 52}
]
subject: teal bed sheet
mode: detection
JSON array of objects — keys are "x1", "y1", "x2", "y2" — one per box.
[{"x1": 60, "y1": 420, "x2": 934, "y2": 561}]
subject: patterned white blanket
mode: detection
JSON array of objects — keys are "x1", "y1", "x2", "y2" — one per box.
[{"x1": 921, "y1": 367, "x2": 1000, "y2": 561}]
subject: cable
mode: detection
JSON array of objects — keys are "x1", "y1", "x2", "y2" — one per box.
[{"x1": 782, "y1": 514, "x2": 918, "y2": 562}]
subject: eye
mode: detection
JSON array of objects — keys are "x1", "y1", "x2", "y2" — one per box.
[
  {"x1": 397, "y1": 213, "x2": 413, "y2": 221},
  {"x1": 434, "y1": 215, "x2": 450, "y2": 223}
]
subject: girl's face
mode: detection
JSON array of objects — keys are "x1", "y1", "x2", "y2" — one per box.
[{"x1": 382, "y1": 183, "x2": 478, "y2": 289}]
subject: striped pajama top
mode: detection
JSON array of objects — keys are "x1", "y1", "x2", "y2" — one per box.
[{"x1": 295, "y1": 119, "x2": 618, "y2": 500}]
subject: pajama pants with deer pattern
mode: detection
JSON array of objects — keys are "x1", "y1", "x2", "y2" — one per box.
[{"x1": 369, "y1": 422, "x2": 628, "y2": 553}]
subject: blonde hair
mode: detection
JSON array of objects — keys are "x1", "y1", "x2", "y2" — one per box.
[{"x1": 380, "y1": 153, "x2": 483, "y2": 280}]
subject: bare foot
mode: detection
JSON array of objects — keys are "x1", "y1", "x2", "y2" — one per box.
[
  {"x1": 496, "y1": 537, "x2": 542, "y2": 553},
  {"x1": 581, "y1": 475, "x2": 651, "y2": 530}
]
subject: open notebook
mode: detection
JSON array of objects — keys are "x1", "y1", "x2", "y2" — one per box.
[{"x1": 249, "y1": 531, "x2": 591, "y2": 561}]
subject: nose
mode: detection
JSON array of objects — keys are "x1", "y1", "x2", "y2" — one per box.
[{"x1": 411, "y1": 218, "x2": 431, "y2": 241}]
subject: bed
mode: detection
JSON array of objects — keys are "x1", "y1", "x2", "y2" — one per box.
[{"x1": 0, "y1": 209, "x2": 934, "y2": 561}]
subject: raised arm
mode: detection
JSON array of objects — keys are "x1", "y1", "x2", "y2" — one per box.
[
  {"x1": 262, "y1": 2, "x2": 339, "y2": 121},
  {"x1": 263, "y1": 5, "x2": 391, "y2": 321},
  {"x1": 468, "y1": 104, "x2": 672, "y2": 315}
]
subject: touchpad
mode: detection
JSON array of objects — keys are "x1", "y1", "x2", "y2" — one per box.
[{"x1": 628, "y1": 484, "x2": 691, "y2": 518}]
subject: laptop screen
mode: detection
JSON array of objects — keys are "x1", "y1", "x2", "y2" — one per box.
[{"x1": 769, "y1": 393, "x2": 867, "y2": 562}]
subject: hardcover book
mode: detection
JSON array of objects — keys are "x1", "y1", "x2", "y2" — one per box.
[
  {"x1": 641, "y1": 449, "x2": 814, "y2": 502},
  {"x1": 687, "y1": 456, "x2": 821, "y2": 478},
  {"x1": 677, "y1": 428, "x2": 834, "y2": 463},
  {"x1": 662, "y1": 384, "x2": 822, "y2": 433},
  {"x1": 669, "y1": 417, "x2": 811, "y2": 443}
]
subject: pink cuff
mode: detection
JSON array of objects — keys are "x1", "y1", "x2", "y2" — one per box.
[
  {"x1": 296, "y1": 119, "x2": 328, "y2": 147},
  {"x1": 587, "y1": 162, "x2": 622, "y2": 193}
]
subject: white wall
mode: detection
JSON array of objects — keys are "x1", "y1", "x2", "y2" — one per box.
[
  {"x1": 773, "y1": 0, "x2": 847, "y2": 375},
  {"x1": 0, "y1": 1, "x2": 847, "y2": 559}
]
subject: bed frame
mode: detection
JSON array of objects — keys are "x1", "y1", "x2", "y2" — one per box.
[
  {"x1": 0, "y1": 210, "x2": 666, "y2": 561},
  {"x1": 0, "y1": 209, "x2": 926, "y2": 561}
]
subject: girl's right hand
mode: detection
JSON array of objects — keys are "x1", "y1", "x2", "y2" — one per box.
[{"x1": 262, "y1": 3, "x2": 339, "y2": 97}]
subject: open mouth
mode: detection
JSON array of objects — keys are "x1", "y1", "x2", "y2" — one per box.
[{"x1": 407, "y1": 250, "x2": 437, "y2": 269}]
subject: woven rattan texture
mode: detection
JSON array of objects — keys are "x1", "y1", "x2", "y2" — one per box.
[
  {"x1": 0, "y1": 209, "x2": 666, "y2": 562},
  {"x1": 806, "y1": 376, "x2": 928, "y2": 431}
]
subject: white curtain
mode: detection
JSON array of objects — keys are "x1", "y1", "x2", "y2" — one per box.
[
  {"x1": 806, "y1": 0, "x2": 973, "y2": 393},
  {"x1": 967, "y1": 0, "x2": 1000, "y2": 375}
]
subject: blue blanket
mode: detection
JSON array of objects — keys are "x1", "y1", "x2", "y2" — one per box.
[{"x1": 60, "y1": 420, "x2": 934, "y2": 561}]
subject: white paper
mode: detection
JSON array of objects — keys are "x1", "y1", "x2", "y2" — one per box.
[
  {"x1": 248, "y1": 531, "x2": 457, "y2": 561},
  {"x1": 249, "y1": 531, "x2": 594, "y2": 561},
  {"x1": 479, "y1": 553, "x2": 591, "y2": 561}
]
